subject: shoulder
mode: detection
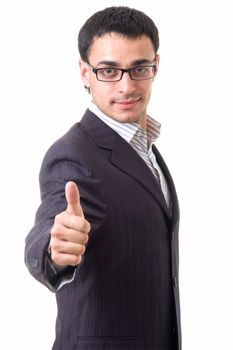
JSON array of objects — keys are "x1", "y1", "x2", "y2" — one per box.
[
  {"x1": 38, "y1": 122, "x2": 93, "y2": 185},
  {"x1": 42, "y1": 121, "x2": 91, "y2": 164},
  {"x1": 42, "y1": 109, "x2": 100, "y2": 161}
]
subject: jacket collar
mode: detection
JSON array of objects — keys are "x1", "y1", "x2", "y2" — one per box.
[{"x1": 79, "y1": 109, "x2": 178, "y2": 222}]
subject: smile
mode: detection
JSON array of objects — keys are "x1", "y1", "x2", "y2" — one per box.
[{"x1": 114, "y1": 98, "x2": 140, "y2": 106}]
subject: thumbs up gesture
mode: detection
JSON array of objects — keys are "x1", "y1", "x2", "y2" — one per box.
[{"x1": 49, "y1": 182, "x2": 91, "y2": 266}]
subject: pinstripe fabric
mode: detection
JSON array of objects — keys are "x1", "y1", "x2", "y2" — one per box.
[
  {"x1": 25, "y1": 109, "x2": 181, "y2": 350},
  {"x1": 89, "y1": 102, "x2": 171, "y2": 209}
]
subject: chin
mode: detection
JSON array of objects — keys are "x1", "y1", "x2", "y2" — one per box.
[{"x1": 115, "y1": 115, "x2": 141, "y2": 124}]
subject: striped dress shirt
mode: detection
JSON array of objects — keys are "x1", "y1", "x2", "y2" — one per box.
[{"x1": 89, "y1": 102, "x2": 171, "y2": 209}]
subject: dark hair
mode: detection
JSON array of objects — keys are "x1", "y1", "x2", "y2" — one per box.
[{"x1": 78, "y1": 6, "x2": 159, "y2": 62}]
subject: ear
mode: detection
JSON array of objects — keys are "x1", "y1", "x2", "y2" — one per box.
[
  {"x1": 155, "y1": 53, "x2": 160, "y2": 71},
  {"x1": 79, "y1": 59, "x2": 90, "y2": 88},
  {"x1": 152, "y1": 53, "x2": 160, "y2": 81}
]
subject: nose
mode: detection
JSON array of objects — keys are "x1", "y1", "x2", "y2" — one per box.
[{"x1": 117, "y1": 71, "x2": 136, "y2": 94}]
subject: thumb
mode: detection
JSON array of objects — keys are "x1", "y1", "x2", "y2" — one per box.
[{"x1": 65, "y1": 181, "x2": 84, "y2": 217}]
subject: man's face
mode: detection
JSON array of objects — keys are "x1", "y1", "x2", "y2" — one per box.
[{"x1": 79, "y1": 33, "x2": 159, "y2": 126}]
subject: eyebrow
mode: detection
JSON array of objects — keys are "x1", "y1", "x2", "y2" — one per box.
[{"x1": 95, "y1": 58, "x2": 155, "y2": 67}]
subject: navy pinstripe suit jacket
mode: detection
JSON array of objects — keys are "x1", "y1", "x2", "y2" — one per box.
[{"x1": 25, "y1": 109, "x2": 181, "y2": 350}]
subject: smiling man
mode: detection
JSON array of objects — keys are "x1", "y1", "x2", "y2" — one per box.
[
  {"x1": 79, "y1": 33, "x2": 158, "y2": 128},
  {"x1": 25, "y1": 6, "x2": 181, "y2": 350}
]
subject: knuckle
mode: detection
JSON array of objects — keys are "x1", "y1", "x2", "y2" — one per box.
[
  {"x1": 69, "y1": 255, "x2": 82, "y2": 266},
  {"x1": 75, "y1": 244, "x2": 85, "y2": 256},
  {"x1": 54, "y1": 212, "x2": 63, "y2": 223},
  {"x1": 77, "y1": 233, "x2": 88, "y2": 245},
  {"x1": 51, "y1": 224, "x2": 61, "y2": 238},
  {"x1": 79, "y1": 244, "x2": 86, "y2": 255},
  {"x1": 83, "y1": 219, "x2": 91, "y2": 233},
  {"x1": 76, "y1": 217, "x2": 90, "y2": 233},
  {"x1": 76, "y1": 255, "x2": 83, "y2": 265},
  {"x1": 82, "y1": 233, "x2": 89, "y2": 244},
  {"x1": 79, "y1": 219, "x2": 87, "y2": 232},
  {"x1": 86, "y1": 220, "x2": 91, "y2": 233},
  {"x1": 50, "y1": 251, "x2": 62, "y2": 265},
  {"x1": 50, "y1": 240, "x2": 60, "y2": 252},
  {"x1": 84, "y1": 220, "x2": 91, "y2": 233}
]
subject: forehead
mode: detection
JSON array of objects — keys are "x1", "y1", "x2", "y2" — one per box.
[{"x1": 88, "y1": 33, "x2": 155, "y2": 65}]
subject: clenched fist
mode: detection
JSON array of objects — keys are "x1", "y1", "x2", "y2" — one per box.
[{"x1": 49, "y1": 181, "x2": 91, "y2": 266}]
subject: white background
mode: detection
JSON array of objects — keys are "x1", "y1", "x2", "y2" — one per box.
[{"x1": 0, "y1": 0, "x2": 232, "y2": 349}]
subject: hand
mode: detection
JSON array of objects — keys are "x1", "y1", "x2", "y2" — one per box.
[{"x1": 49, "y1": 181, "x2": 91, "y2": 266}]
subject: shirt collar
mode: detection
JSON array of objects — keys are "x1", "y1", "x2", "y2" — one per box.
[{"x1": 89, "y1": 101, "x2": 161, "y2": 144}]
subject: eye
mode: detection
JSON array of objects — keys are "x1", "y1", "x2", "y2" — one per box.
[
  {"x1": 99, "y1": 68, "x2": 119, "y2": 77},
  {"x1": 133, "y1": 66, "x2": 148, "y2": 74}
]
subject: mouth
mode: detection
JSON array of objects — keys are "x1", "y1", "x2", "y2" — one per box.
[{"x1": 113, "y1": 98, "x2": 141, "y2": 107}]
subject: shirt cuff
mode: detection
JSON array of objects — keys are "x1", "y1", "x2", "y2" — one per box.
[{"x1": 44, "y1": 250, "x2": 76, "y2": 292}]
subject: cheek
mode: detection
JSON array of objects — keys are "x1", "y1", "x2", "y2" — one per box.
[
  {"x1": 91, "y1": 83, "x2": 113, "y2": 100},
  {"x1": 144, "y1": 83, "x2": 153, "y2": 99},
  {"x1": 137, "y1": 80, "x2": 153, "y2": 93}
]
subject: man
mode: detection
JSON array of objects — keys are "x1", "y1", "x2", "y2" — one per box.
[{"x1": 25, "y1": 6, "x2": 181, "y2": 350}]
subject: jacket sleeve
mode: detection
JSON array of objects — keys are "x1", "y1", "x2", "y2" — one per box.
[{"x1": 24, "y1": 132, "x2": 107, "y2": 292}]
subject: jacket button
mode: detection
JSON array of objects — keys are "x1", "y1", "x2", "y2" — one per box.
[
  {"x1": 171, "y1": 231, "x2": 175, "y2": 241},
  {"x1": 31, "y1": 257, "x2": 39, "y2": 269},
  {"x1": 173, "y1": 276, "x2": 178, "y2": 288}
]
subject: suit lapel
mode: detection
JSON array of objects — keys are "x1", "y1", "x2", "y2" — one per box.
[
  {"x1": 152, "y1": 145, "x2": 180, "y2": 228},
  {"x1": 110, "y1": 140, "x2": 170, "y2": 218},
  {"x1": 80, "y1": 110, "x2": 173, "y2": 220}
]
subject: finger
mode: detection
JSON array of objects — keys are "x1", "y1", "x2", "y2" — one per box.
[
  {"x1": 51, "y1": 223, "x2": 89, "y2": 244},
  {"x1": 51, "y1": 240, "x2": 86, "y2": 257},
  {"x1": 65, "y1": 181, "x2": 84, "y2": 217},
  {"x1": 51, "y1": 251, "x2": 83, "y2": 267}
]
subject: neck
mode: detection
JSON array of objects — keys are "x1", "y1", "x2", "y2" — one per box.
[{"x1": 139, "y1": 115, "x2": 147, "y2": 130}]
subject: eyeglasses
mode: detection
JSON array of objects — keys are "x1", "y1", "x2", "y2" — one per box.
[{"x1": 86, "y1": 63, "x2": 157, "y2": 82}]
